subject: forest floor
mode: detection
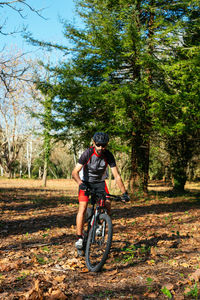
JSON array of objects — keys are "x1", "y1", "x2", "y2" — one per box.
[{"x1": 0, "y1": 179, "x2": 200, "y2": 300}]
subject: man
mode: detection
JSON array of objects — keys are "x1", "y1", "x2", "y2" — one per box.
[{"x1": 72, "y1": 132, "x2": 130, "y2": 249}]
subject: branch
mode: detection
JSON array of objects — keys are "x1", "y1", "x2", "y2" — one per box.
[
  {"x1": 0, "y1": 1, "x2": 46, "y2": 19},
  {"x1": 0, "y1": 1, "x2": 47, "y2": 36}
]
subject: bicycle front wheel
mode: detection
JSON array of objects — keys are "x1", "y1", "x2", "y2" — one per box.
[{"x1": 85, "y1": 213, "x2": 113, "y2": 272}]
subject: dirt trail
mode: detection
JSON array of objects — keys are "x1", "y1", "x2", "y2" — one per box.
[{"x1": 0, "y1": 179, "x2": 200, "y2": 299}]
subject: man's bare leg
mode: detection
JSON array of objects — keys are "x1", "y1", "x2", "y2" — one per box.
[
  {"x1": 76, "y1": 201, "x2": 88, "y2": 236},
  {"x1": 105, "y1": 199, "x2": 111, "y2": 215}
]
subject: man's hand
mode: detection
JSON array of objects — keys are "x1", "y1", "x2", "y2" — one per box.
[
  {"x1": 121, "y1": 191, "x2": 130, "y2": 203},
  {"x1": 79, "y1": 182, "x2": 87, "y2": 191}
]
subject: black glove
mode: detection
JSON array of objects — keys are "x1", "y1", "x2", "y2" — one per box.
[
  {"x1": 121, "y1": 191, "x2": 130, "y2": 202},
  {"x1": 79, "y1": 182, "x2": 87, "y2": 191}
]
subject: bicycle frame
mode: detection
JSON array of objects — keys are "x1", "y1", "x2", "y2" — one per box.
[
  {"x1": 85, "y1": 191, "x2": 121, "y2": 242},
  {"x1": 87, "y1": 194, "x2": 107, "y2": 242},
  {"x1": 77, "y1": 190, "x2": 121, "y2": 250},
  {"x1": 81, "y1": 190, "x2": 123, "y2": 271}
]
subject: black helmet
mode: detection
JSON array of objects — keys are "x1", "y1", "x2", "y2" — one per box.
[{"x1": 93, "y1": 132, "x2": 109, "y2": 144}]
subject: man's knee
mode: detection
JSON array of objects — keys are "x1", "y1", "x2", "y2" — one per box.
[
  {"x1": 78, "y1": 202, "x2": 88, "y2": 214},
  {"x1": 105, "y1": 199, "x2": 111, "y2": 208},
  {"x1": 105, "y1": 200, "x2": 111, "y2": 214}
]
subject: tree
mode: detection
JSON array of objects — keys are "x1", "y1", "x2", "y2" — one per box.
[
  {"x1": 28, "y1": 0, "x2": 153, "y2": 194},
  {"x1": 0, "y1": 50, "x2": 40, "y2": 177},
  {"x1": 28, "y1": 0, "x2": 200, "y2": 194},
  {"x1": 0, "y1": 1, "x2": 45, "y2": 99},
  {"x1": 151, "y1": 0, "x2": 200, "y2": 191},
  {"x1": 30, "y1": 75, "x2": 55, "y2": 186},
  {"x1": 42, "y1": 94, "x2": 53, "y2": 187}
]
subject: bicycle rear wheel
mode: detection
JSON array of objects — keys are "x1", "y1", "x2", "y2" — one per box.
[{"x1": 85, "y1": 213, "x2": 113, "y2": 272}]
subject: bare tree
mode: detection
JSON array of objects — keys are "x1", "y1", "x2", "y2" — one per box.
[
  {"x1": 0, "y1": 0, "x2": 45, "y2": 36},
  {"x1": 0, "y1": 50, "x2": 41, "y2": 177},
  {"x1": 0, "y1": 0, "x2": 46, "y2": 95},
  {"x1": 0, "y1": 49, "x2": 32, "y2": 95}
]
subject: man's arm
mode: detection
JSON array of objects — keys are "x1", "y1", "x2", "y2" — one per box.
[
  {"x1": 111, "y1": 166, "x2": 126, "y2": 194},
  {"x1": 72, "y1": 163, "x2": 83, "y2": 185}
]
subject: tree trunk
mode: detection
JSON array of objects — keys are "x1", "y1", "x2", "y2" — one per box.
[
  {"x1": 188, "y1": 162, "x2": 194, "y2": 183},
  {"x1": 143, "y1": 141, "x2": 150, "y2": 196},
  {"x1": 129, "y1": 143, "x2": 140, "y2": 194},
  {"x1": 167, "y1": 135, "x2": 194, "y2": 193},
  {"x1": 42, "y1": 159, "x2": 47, "y2": 187},
  {"x1": 129, "y1": 132, "x2": 150, "y2": 196},
  {"x1": 39, "y1": 167, "x2": 42, "y2": 179},
  {"x1": 171, "y1": 159, "x2": 187, "y2": 192},
  {"x1": 19, "y1": 159, "x2": 22, "y2": 178},
  {"x1": 27, "y1": 140, "x2": 32, "y2": 179},
  {"x1": 172, "y1": 169, "x2": 187, "y2": 192}
]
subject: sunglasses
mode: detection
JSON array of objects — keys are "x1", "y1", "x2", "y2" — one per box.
[{"x1": 95, "y1": 143, "x2": 107, "y2": 147}]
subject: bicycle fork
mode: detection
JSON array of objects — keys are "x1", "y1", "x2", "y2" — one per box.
[{"x1": 91, "y1": 211, "x2": 98, "y2": 243}]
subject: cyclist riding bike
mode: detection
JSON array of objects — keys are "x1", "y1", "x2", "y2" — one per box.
[{"x1": 72, "y1": 132, "x2": 130, "y2": 250}]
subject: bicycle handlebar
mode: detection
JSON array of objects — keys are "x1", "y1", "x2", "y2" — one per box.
[
  {"x1": 85, "y1": 188, "x2": 125, "y2": 202},
  {"x1": 106, "y1": 193, "x2": 123, "y2": 202}
]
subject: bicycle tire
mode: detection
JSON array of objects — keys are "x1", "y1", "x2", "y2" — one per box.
[{"x1": 85, "y1": 213, "x2": 113, "y2": 272}]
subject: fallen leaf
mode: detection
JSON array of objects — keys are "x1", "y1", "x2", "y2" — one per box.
[
  {"x1": 180, "y1": 262, "x2": 190, "y2": 268},
  {"x1": 48, "y1": 289, "x2": 67, "y2": 300},
  {"x1": 20, "y1": 279, "x2": 43, "y2": 300},
  {"x1": 147, "y1": 293, "x2": 158, "y2": 298},
  {"x1": 75, "y1": 296, "x2": 84, "y2": 300},
  {"x1": 162, "y1": 283, "x2": 174, "y2": 290},
  {"x1": 189, "y1": 269, "x2": 200, "y2": 282},
  {"x1": 150, "y1": 247, "x2": 157, "y2": 257},
  {"x1": 184, "y1": 287, "x2": 191, "y2": 294},
  {"x1": 147, "y1": 260, "x2": 155, "y2": 265},
  {"x1": 107, "y1": 269, "x2": 118, "y2": 276},
  {"x1": 81, "y1": 268, "x2": 89, "y2": 273},
  {"x1": 0, "y1": 262, "x2": 19, "y2": 272},
  {"x1": 54, "y1": 275, "x2": 66, "y2": 282}
]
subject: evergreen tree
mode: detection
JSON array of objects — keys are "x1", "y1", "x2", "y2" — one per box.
[
  {"x1": 28, "y1": 0, "x2": 200, "y2": 193},
  {"x1": 151, "y1": 0, "x2": 200, "y2": 191}
]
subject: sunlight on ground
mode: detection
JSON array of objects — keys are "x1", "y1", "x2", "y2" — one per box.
[
  {"x1": 0, "y1": 178, "x2": 200, "y2": 299},
  {"x1": 0, "y1": 178, "x2": 199, "y2": 192}
]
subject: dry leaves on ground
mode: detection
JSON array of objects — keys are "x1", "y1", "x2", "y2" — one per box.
[{"x1": 0, "y1": 179, "x2": 200, "y2": 299}]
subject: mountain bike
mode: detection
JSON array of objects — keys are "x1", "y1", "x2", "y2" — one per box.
[{"x1": 77, "y1": 188, "x2": 123, "y2": 272}]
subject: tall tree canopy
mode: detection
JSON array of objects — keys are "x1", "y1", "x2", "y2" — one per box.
[
  {"x1": 32, "y1": 0, "x2": 200, "y2": 193},
  {"x1": 150, "y1": 0, "x2": 200, "y2": 190}
]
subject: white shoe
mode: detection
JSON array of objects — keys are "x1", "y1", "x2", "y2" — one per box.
[
  {"x1": 75, "y1": 238, "x2": 83, "y2": 249},
  {"x1": 96, "y1": 225, "x2": 102, "y2": 236}
]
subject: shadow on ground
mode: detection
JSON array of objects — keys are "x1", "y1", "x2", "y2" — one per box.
[{"x1": 113, "y1": 190, "x2": 200, "y2": 221}]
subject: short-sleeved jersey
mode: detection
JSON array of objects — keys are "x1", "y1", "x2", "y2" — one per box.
[{"x1": 78, "y1": 147, "x2": 116, "y2": 182}]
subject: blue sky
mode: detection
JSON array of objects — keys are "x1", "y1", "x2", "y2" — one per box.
[{"x1": 1, "y1": 0, "x2": 80, "y2": 62}]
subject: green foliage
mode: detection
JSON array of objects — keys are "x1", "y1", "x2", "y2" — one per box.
[
  {"x1": 119, "y1": 244, "x2": 151, "y2": 264},
  {"x1": 146, "y1": 277, "x2": 154, "y2": 292},
  {"x1": 149, "y1": 140, "x2": 170, "y2": 180},
  {"x1": 33, "y1": 254, "x2": 48, "y2": 265},
  {"x1": 16, "y1": 272, "x2": 28, "y2": 281},
  {"x1": 161, "y1": 286, "x2": 172, "y2": 299},
  {"x1": 150, "y1": 16, "x2": 200, "y2": 190},
  {"x1": 30, "y1": 0, "x2": 200, "y2": 191},
  {"x1": 185, "y1": 283, "x2": 199, "y2": 299}
]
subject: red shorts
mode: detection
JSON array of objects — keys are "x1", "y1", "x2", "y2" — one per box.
[{"x1": 78, "y1": 181, "x2": 109, "y2": 202}]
